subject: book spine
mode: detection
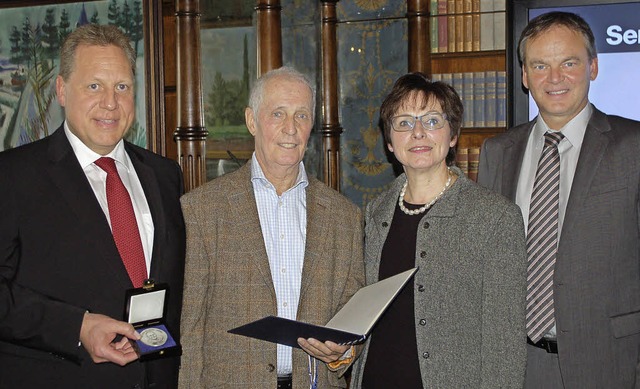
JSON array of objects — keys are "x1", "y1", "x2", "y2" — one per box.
[
  {"x1": 438, "y1": 0, "x2": 449, "y2": 53},
  {"x1": 455, "y1": 0, "x2": 464, "y2": 52},
  {"x1": 441, "y1": 73, "x2": 453, "y2": 89},
  {"x1": 484, "y1": 70, "x2": 497, "y2": 127},
  {"x1": 431, "y1": 73, "x2": 442, "y2": 82},
  {"x1": 473, "y1": 71, "x2": 486, "y2": 128},
  {"x1": 463, "y1": 0, "x2": 473, "y2": 52},
  {"x1": 496, "y1": 71, "x2": 507, "y2": 127},
  {"x1": 447, "y1": 0, "x2": 457, "y2": 53},
  {"x1": 471, "y1": 0, "x2": 481, "y2": 51},
  {"x1": 456, "y1": 147, "x2": 469, "y2": 177},
  {"x1": 452, "y1": 72, "x2": 463, "y2": 99},
  {"x1": 468, "y1": 147, "x2": 480, "y2": 182},
  {"x1": 493, "y1": 0, "x2": 506, "y2": 50},
  {"x1": 431, "y1": 0, "x2": 439, "y2": 53},
  {"x1": 479, "y1": 0, "x2": 494, "y2": 51},
  {"x1": 462, "y1": 72, "x2": 475, "y2": 128}
]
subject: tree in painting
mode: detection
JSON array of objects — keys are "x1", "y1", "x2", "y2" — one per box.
[
  {"x1": 0, "y1": 0, "x2": 146, "y2": 151},
  {"x1": 204, "y1": 34, "x2": 251, "y2": 146}
]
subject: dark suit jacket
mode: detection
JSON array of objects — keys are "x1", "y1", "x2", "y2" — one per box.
[
  {"x1": 0, "y1": 127, "x2": 185, "y2": 389},
  {"x1": 478, "y1": 107, "x2": 640, "y2": 388}
]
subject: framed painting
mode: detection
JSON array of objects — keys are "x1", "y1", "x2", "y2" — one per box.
[
  {"x1": 200, "y1": 0, "x2": 254, "y2": 28},
  {"x1": 200, "y1": 0, "x2": 256, "y2": 180},
  {"x1": 0, "y1": 0, "x2": 163, "y2": 153}
]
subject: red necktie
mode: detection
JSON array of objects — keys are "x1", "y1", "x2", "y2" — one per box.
[{"x1": 95, "y1": 157, "x2": 147, "y2": 287}]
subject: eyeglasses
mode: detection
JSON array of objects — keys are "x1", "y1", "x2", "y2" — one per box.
[{"x1": 390, "y1": 111, "x2": 448, "y2": 132}]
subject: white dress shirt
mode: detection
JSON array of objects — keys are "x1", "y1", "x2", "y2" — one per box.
[{"x1": 64, "y1": 123, "x2": 154, "y2": 274}]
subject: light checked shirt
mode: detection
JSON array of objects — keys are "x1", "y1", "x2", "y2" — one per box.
[{"x1": 251, "y1": 153, "x2": 308, "y2": 375}]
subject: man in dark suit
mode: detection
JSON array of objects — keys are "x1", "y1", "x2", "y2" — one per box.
[
  {"x1": 0, "y1": 24, "x2": 185, "y2": 388},
  {"x1": 478, "y1": 12, "x2": 640, "y2": 388}
]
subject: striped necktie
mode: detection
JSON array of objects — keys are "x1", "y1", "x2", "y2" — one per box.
[{"x1": 526, "y1": 131, "x2": 564, "y2": 343}]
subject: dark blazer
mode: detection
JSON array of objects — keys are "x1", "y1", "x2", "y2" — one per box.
[
  {"x1": 478, "y1": 107, "x2": 640, "y2": 388},
  {"x1": 0, "y1": 127, "x2": 186, "y2": 389}
]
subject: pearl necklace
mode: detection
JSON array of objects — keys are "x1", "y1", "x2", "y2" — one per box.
[{"x1": 398, "y1": 168, "x2": 452, "y2": 216}]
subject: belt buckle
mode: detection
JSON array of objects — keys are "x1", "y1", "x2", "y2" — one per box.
[
  {"x1": 277, "y1": 374, "x2": 292, "y2": 389},
  {"x1": 542, "y1": 338, "x2": 558, "y2": 353},
  {"x1": 528, "y1": 337, "x2": 558, "y2": 354}
]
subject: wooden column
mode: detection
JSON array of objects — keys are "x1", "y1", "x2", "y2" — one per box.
[
  {"x1": 255, "y1": 0, "x2": 282, "y2": 76},
  {"x1": 143, "y1": 0, "x2": 166, "y2": 155},
  {"x1": 319, "y1": 0, "x2": 341, "y2": 190},
  {"x1": 407, "y1": 0, "x2": 431, "y2": 74},
  {"x1": 174, "y1": 0, "x2": 207, "y2": 191}
]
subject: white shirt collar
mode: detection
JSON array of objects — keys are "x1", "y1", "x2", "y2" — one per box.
[
  {"x1": 63, "y1": 121, "x2": 130, "y2": 171},
  {"x1": 534, "y1": 103, "x2": 592, "y2": 147},
  {"x1": 249, "y1": 152, "x2": 308, "y2": 193}
]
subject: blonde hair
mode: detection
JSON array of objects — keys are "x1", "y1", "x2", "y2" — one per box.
[{"x1": 58, "y1": 24, "x2": 136, "y2": 80}]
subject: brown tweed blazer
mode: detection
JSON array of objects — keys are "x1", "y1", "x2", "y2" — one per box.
[{"x1": 178, "y1": 161, "x2": 365, "y2": 389}]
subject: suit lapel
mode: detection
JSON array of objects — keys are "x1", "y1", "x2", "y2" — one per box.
[
  {"x1": 229, "y1": 163, "x2": 277, "y2": 299},
  {"x1": 298, "y1": 179, "x2": 331, "y2": 302},
  {"x1": 366, "y1": 176, "x2": 404, "y2": 283},
  {"x1": 562, "y1": 109, "x2": 610, "y2": 240},
  {"x1": 500, "y1": 124, "x2": 532, "y2": 201},
  {"x1": 126, "y1": 145, "x2": 165, "y2": 279},
  {"x1": 45, "y1": 129, "x2": 132, "y2": 288}
]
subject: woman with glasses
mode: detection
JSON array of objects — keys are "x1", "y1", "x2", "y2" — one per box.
[{"x1": 350, "y1": 73, "x2": 527, "y2": 388}]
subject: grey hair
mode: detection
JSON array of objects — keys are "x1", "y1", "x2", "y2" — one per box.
[{"x1": 248, "y1": 66, "x2": 316, "y2": 121}]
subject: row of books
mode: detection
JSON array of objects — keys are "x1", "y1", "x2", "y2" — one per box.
[
  {"x1": 431, "y1": 71, "x2": 506, "y2": 128},
  {"x1": 456, "y1": 147, "x2": 481, "y2": 182},
  {"x1": 429, "y1": 0, "x2": 506, "y2": 53}
]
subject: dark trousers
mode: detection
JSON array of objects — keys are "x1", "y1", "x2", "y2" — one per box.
[
  {"x1": 277, "y1": 374, "x2": 292, "y2": 389},
  {"x1": 524, "y1": 343, "x2": 565, "y2": 388}
]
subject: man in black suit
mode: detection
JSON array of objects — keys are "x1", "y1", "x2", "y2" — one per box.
[
  {"x1": 0, "y1": 24, "x2": 185, "y2": 388},
  {"x1": 478, "y1": 12, "x2": 640, "y2": 388}
]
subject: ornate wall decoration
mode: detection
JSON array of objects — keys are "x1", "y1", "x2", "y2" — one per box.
[{"x1": 338, "y1": 17, "x2": 406, "y2": 207}]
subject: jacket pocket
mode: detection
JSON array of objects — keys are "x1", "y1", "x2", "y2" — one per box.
[{"x1": 610, "y1": 310, "x2": 640, "y2": 338}]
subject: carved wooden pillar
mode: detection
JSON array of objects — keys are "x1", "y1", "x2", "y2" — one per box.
[
  {"x1": 256, "y1": 0, "x2": 282, "y2": 76},
  {"x1": 319, "y1": 0, "x2": 341, "y2": 190},
  {"x1": 174, "y1": 0, "x2": 207, "y2": 191},
  {"x1": 407, "y1": 0, "x2": 431, "y2": 74}
]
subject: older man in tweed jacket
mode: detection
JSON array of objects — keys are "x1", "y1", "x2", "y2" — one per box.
[{"x1": 178, "y1": 67, "x2": 365, "y2": 389}]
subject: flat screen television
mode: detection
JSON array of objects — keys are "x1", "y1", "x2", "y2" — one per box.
[{"x1": 509, "y1": 0, "x2": 640, "y2": 127}]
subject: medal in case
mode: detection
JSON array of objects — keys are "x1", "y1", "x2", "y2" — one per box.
[{"x1": 124, "y1": 280, "x2": 181, "y2": 361}]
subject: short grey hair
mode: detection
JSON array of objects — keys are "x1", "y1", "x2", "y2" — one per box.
[{"x1": 248, "y1": 66, "x2": 316, "y2": 121}]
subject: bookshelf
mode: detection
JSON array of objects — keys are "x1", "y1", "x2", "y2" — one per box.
[{"x1": 428, "y1": 0, "x2": 507, "y2": 180}]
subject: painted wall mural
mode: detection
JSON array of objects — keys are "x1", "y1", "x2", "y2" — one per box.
[{"x1": 0, "y1": 0, "x2": 148, "y2": 152}]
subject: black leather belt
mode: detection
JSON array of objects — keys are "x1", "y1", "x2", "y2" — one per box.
[
  {"x1": 527, "y1": 337, "x2": 558, "y2": 354},
  {"x1": 277, "y1": 374, "x2": 292, "y2": 389}
]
